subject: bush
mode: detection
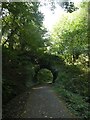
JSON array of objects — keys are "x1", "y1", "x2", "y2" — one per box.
[{"x1": 53, "y1": 86, "x2": 89, "y2": 118}]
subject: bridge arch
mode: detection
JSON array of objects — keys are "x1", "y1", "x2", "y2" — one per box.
[{"x1": 33, "y1": 65, "x2": 58, "y2": 84}]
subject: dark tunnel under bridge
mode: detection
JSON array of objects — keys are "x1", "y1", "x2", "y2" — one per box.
[{"x1": 33, "y1": 65, "x2": 58, "y2": 84}]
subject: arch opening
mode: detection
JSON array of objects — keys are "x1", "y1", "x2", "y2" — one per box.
[{"x1": 37, "y1": 68, "x2": 53, "y2": 84}]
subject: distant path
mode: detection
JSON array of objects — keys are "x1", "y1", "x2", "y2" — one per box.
[{"x1": 3, "y1": 85, "x2": 76, "y2": 118}]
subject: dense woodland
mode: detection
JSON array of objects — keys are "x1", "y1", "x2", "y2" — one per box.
[{"x1": 1, "y1": 1, "x2": 89, "y2": 118}]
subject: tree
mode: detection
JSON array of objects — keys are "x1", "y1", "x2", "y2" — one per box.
[
  {"x1": 2, "y1": 2, "x2": 46, "y2": 52},
  {"x1": 1, "y1": 2, "x2": 47, "y2": 104},
  {"x1": 50, "y1": 2, "x2": 88, "y2": 65}
]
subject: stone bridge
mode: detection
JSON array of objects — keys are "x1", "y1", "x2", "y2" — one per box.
[
  {"x1": 32, "y1": 53, "x2": 65, "y2": 83},
  {"x1": 19, "y1": 52, "x2": 65, "y2": 83}
]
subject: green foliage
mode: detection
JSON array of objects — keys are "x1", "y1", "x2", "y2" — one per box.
[
  {"x1": 2, "y1": 2, "x2": 47, "y2": 104},
  {"x1": 2, "y1": 78, "x2": 17, "y2": 104},
  {"x1": 53, "y1": 62, "x2": 89, "y2": 118},
  {"x1": 37, "y1": 69, "x2": 53, "y2": 84},
  {"x1": 2, "y1": 3, "x2": 89, "y2": 119},
  {"x1": 53, "y1": 86, "x2": 89, "y2": 118},
  {"x1": 56, "y1": 64, "x2": 88, "y2": 96},
  {"x1": 49, "y1": 4, "x2": 89, "y2": 117},
  {"x1": 25, "y1": 63, "x2": 36, "y2": 87},
  {"x1": 2, "y1": 2, "x2": 45, "y2": 52},
  {"x1": 50, "y1": 2, "x2": 88, "y2": 65}
]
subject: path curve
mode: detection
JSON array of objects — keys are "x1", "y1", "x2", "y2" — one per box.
[{"x1": 3, "y1": 85, "x2": 76, "y2": 118}]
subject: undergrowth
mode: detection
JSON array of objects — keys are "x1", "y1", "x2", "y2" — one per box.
[
  {"x1": 53, "y1": 64, "x2": 89, "y2": 119},
  {"x1": 53, "y1": 86, "x2": 89, "y2": 119}
]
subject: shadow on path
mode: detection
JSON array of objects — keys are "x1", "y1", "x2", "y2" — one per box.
[{"x1": 3, "y1": 85, "x2": 76, "y2": 118}]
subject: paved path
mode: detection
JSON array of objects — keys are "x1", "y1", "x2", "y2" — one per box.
[{"x1": 3, "y1": 85, "x2": 76, "y2": 118}]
